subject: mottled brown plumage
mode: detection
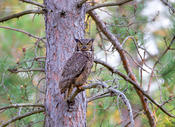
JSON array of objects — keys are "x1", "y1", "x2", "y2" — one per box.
[{"x1": 59, "y1": 38, "x2": 94, "y2": 99}]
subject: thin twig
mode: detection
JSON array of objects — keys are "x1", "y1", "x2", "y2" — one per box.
[
  {"x1": 87, "y1": 0, "x2": 133, "y2": 12},
  {"x1": 0, "y1": 109, "x2": 44, "y2": 127},
  {"x1": 19, "y1": 0, "x2": 45, "y2": 8},
  {"x1": 0, "y1": 9, "x2": 43, "y2": 22}
]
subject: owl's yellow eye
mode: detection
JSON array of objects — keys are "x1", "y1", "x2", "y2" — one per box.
[
  {"x1": 87, "y1": 43, "x2": 91, "y2": 46},
  {"x1": 78, "y1": 42, "x2": 83, "y2": 46}
]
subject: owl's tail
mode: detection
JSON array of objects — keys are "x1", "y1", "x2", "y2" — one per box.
[
  {"x1": 65, "y1": 85, "x2": 73, "y2": 100},
  {"x1": 60, "y1": 84, "x2": 73, "y2": 100}
]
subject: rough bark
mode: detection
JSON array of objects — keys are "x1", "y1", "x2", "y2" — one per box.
[{"x1": 44, "y1": 0, "x2": 86, "y2": 126}]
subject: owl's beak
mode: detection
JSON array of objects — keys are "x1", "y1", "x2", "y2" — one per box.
[{"x1": 82, "y1": 46, "x2": 87, "y2": 49}]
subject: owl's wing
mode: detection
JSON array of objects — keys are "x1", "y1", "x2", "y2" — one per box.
[{"x1": 59, "y1": 53, "x2": 88, "y2": 93}]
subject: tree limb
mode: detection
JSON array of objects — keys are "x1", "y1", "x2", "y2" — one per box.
[
  {"x1": 0, "y1": 9, "x2": 43, "y2": 23},
  {"x1": 0, "y1": 109, "x2": 44, "y2": 127},
  {"x1": 19, "y1": 0, "x2": 45, "y2": 8}
]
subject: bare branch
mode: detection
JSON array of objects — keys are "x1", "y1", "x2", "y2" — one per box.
[
  {"x1": 19, "y1": 0, "x2": 45, "y2": 8},
  {"x1": 160, "y1": 0, "x2": 175, "y2": 13},
  {"x1": 87, "y1": 0, "x2": 133, "y2": 12},
  {"x1": 0, "y1": 26, "x2": 46, "y2": 43},
  {"x1": 0, "y1": 103, "x2": 44, "y2": 111},
  {"x1": 0, "y1": 109, "x2": 44, "y2": 127},
  {"x1": 0, "y1": 9, "x2": 43, "y2": 22}
]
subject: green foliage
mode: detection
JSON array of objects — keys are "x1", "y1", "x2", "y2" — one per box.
[
  {"x1": 1, "y1": 0, "x2": 175, "y2": 126},
  {"x1": 0, "y1": 1, "x2": 45, "y2": 126}
]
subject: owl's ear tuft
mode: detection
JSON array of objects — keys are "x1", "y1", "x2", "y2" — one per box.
[
  {"x1": 90, "y1": 39, "x2": 94, "y2": 43},
  {"x1": 75, "y1": 38, "x2": 80, "y2": 43}
]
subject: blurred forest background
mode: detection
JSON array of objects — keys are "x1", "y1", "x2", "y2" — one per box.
[{"x1": 0, "y1": 0, "x2": 175, "y2": 126}]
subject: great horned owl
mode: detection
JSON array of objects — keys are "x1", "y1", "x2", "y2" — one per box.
[{"x1": 59, "y1": 38, "x2": 94, "y2": 99}]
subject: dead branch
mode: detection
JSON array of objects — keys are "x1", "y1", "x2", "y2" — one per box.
[
  {"x1": 19, "y1": 0, "x2": 45, "y2": 8},
  {"x1": 0, "y1": 109, "x2": 44, "y2": 127},
  {"x1": 87, "y1": 0, "x2": 133, "y2": 12},
  {"x1": 0, "y1": 9, "x2": 43, "y2": 22},
  {"x1": 0, "y1": 103, "x2": 44, "y2": 111}
]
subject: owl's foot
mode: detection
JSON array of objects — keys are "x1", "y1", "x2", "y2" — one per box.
[{"x1": 77, "y1": 86, "x2": 83, "y2": 90}]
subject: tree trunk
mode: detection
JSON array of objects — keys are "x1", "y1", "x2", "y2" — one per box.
[{"x1": 44, "y1": 0, "x2": 86, "y2": 126}]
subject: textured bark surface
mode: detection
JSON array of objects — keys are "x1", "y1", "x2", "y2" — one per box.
[{"x1": 44, "y1": 0, "x2": 86, "y2": 126}]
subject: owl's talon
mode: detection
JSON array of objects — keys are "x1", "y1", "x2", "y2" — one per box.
[{"x1": 77, "y1": 86, "x2": 83, "y2": 90}]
